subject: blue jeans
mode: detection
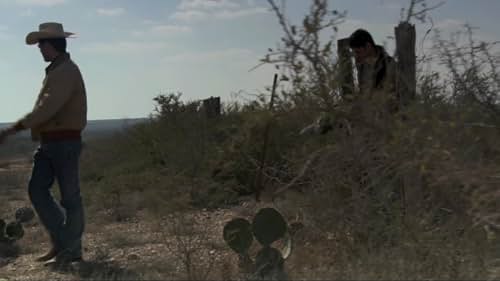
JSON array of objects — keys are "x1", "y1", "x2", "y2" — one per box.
[{"x1": 28, "y1": 140, "x2": 84, "y2": 258}]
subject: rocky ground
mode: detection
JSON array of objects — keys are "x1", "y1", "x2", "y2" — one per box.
[{"x1": 0, "y1": 157, "x2": 275, "y2": 280}]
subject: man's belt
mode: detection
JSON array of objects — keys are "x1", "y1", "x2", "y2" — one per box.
[{"x1": 40, "y1": 130, "x2": 82, "y2": 142}]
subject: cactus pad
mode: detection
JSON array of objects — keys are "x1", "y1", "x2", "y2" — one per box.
[
  {"x1": 0, "y1": 219, "x2": 6, "y2": 242},
  {"x1": 223, "y1": 218, "x2": 253, "y2": 254},
  {"x1": 5, "y1": 222, "x2": 24, "y2": 240},
  {"x1": 15, "y1": 207, "x2": 35, "y2": 223},
  {"x1": 255, "y1": 246, "x2": 284, "y2": 273},
  {"x1": 252, "y1": 208, "x2": 287, "y2": 246}
]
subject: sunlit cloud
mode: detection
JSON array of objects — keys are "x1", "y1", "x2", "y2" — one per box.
[
  {"x1": 163, "y1": 48, "x2": 257, "y2": 63},
  {"x1": 434, "y1": 19, "x2": 465, "y2": 32},
  {"x1": 80, "y1": 41, "x2": 168, "y2": 54},
  {"x1": 170, "y1": 10, "x2": 207, "y2": 22},
  {"x1": 171, "y1": 0, "x2": 269, "y2": 23},
  {"x1": 214, "y1": 7, "x2": 267, "y2": 19},
  {"x1": 142, "y1": 19, "x2": 156, "y2": 25},
  {"x1": 14, "y1": 0, "x2": 66, "y2": 6},
  {"x1": 132, "y1": 24, "x2": 192, "y2": 37},
  {"x1": 151, "y1": 24, "x2": 191, "y2": 35},
  {"x1": 97, "y1": 7, "x2": 126, "y2": 16},
  {"x1": 178, "y1": 0, "x2": 241, "y2": 11}
]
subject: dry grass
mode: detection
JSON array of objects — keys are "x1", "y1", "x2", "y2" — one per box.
[{"x1": 64, "y1": 90, "x2": 499, "y2": 279}]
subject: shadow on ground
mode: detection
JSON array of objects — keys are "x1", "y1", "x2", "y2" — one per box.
[
  {"x1": 0, "y1": 242, "x2": 21, "y2": 269},
  {"x1": 47, "y1": 259, "x2": 142, "y2": 280}
]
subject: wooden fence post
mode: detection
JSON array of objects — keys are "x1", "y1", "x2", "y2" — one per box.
[
  {"x1": 254, "y1": 74, "x2": 278, "y2": 202},
  {"x1": 395, "y1": 22, "x2": 416, "y2": 107},
  {"x1": 395, "y1": 22, "x2": 420, "y2": 220},
  {"x1": 337, "y1": 38, "x2": 355, "y2": 99},
  {"x1": 203, "y1": 96, "x2": 221, "y2": 118}
]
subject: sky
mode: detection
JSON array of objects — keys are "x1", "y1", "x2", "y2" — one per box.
[{"x1": 0, "y1": 0, "x2": 498, "y2": 122}]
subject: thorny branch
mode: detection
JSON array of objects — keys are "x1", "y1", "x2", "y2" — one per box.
[
  {"x1": 263, "y1": 0, "x2": 346, "y2": 109},
  {"x1": 403, "y1": 0, "x2": 445, "y2": 23}
]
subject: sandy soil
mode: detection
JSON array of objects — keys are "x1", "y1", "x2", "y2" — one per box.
[{"x1": 0, "y1": 158, "x2": 265, "y2": 280}]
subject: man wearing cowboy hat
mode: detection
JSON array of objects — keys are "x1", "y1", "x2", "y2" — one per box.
[{"x1": 0, "y1": 22, "x2": 87, "y2": 264}]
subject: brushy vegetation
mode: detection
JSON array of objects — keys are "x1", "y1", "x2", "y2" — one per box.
[{"x1": 76, "y1": 0, "x2": 500, "y2": 279}]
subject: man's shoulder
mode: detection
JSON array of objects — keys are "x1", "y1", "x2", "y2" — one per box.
[
  {"x1": 63, "y1": 58, "x2": 80, "y2": 70},
  {"x1": 45, "y1": 61, "x2": 82, "y2": 85},
  {"x1": 51, "y1": 59, "x2": 81, "y2": 76},
  {"x1": 377, "y1": 49, "x2": 396, "y2": 70},
  {"x1": 377, "y1": 46, "x2": 394, "y2": 60}
]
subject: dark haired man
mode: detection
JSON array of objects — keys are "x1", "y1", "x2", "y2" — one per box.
[
  {"x1": 0, "y1": 22, "x2": 87, "y2": 265},
  {"x1": 349, "y1": 29, "x2": 396, "y2": 106}
]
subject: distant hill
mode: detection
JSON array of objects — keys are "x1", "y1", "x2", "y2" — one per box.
[
  {"x1": 0, "y1": 118, "x2": 148, "y2": 139},
  {"x1": 84, "y1": 118, "x2": 148, "y2": 137},
  {"x1": 0, "y1": 118, "x2": 148, "y2": 158}
]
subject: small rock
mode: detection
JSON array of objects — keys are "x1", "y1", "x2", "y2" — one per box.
[
  {"x1": 209, "y1": 250, "x2": 215, "y2": 255},
  {"x1": 127, "y1": 254, "x2": 140, "y2": 261}
]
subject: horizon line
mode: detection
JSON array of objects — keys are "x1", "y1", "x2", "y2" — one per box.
[{"x1": 0, "y1": 117, "x2": 149, "y2": 125}]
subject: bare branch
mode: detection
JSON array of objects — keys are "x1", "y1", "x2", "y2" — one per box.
[{"x1": 404, "y1": 0, "x2": 445, "y2": 23}]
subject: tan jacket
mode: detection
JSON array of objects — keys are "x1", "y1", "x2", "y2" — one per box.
[{"x1": 18, "y1": 53, "x2": 87, "y2": 140}]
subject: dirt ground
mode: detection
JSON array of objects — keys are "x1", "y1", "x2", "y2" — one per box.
[{"x1": 0, "y1": 157, "x2": 280, "y2": 280}]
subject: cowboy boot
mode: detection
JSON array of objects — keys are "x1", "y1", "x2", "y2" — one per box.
[{"x1": 35, "y1": 246, "x2": 60, "y2": 262}]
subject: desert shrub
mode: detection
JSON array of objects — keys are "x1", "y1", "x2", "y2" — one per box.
[
  {"x1": 254, "y1": 0, "x2": 500, "y2": 278},
  {"x1": 77, "y1": 0, "x2": 499, "y2": 278}
]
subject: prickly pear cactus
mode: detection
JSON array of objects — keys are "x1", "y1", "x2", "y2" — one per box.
[
  {"x1": 254, "y1": 246, "x2": 288, "y2": 280},
  {"x1": 0, "y1": 219, "x2": 7, "y2": 242},
  {"x1": 223, "y1": 218, "x2": 253, "y2": 255},
  {"x1": 223, "y1": 207, "x2": 296, "y2": 280},
  {"x1": 0, "y1": 207, "x2": 34, "y2": 243},
  {"x1": 15, "y1": 207, "x2": 35, "y2": 224},
  {"x1": 252, "y1": 208, "x2": 287, "y2": 246},
  {"x1": 5, "y1": 222, "x2": 24, "y2": 240}
]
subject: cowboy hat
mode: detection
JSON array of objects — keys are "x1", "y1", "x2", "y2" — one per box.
[{"x1": 26, "y1": 22, "x2": 74, "y2": 45}]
